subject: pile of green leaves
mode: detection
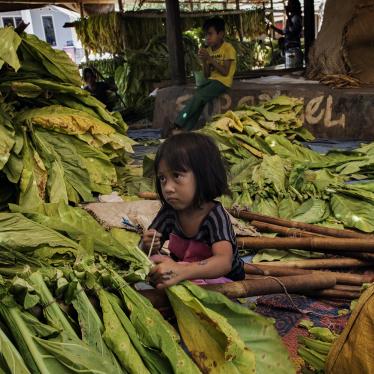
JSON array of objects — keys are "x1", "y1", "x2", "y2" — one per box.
[
  {"x1": 0, "y1": 263, "x2": 200, "y2": 374},
  {"x1": 0, "y1": 202, "x2": 294, "y2": 374},
  {"x1": 297, "y1": 322, "x2": 338, "y2": 373},
  {"x1": 167, "y1": 281, "x2": 295, "y2": 373},
  {"x1": 0, "y1": 27, "x2": 135, "y2": 209},
  {"x1": 203, "y1": 96, "x2": 374, "y2": 234},
  {"x1": 0, "y1": 201, "x2": 150, "y2": 281},
  {"x1": 114, "y1": 34, "x2": 200, "y2": 114}
]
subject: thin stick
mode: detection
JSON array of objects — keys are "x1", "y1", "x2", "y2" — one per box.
[{"x1": 147, "y1": 230, "x2": 157, "y2": 258}]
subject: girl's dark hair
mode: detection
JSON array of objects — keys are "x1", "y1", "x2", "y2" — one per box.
[
  {"x1": 154, "y1": 133, "x2": 229, "y2": 206},
  {"x1": 203, "y1": 17, "x2": 225, "y2": 33}
]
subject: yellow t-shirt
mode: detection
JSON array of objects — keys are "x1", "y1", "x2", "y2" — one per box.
[{"x1": 207, "y1": 41, "x2": 237, "y2": 88}]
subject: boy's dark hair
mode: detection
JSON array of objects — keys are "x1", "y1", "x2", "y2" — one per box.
[
  {"x1": 154, "y1": 132, "x2": 229, "y2": 207},
  {"x1": 287, "y1": 0, "x2": 302, "y2": 16},
  {"x1": 203, "y1": 17, "x2": 225, "y2": 34},
  {"x1": 83, "y1": 67, "x2": 95, "y2": 81}
]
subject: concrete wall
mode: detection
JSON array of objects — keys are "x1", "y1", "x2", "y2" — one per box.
[{"x1": 153, "y1": 81, "x2": 374, "y2": 140}]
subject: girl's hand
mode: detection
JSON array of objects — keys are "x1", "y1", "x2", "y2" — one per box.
[
  {"x1": 142, "y1": 229, "x2": 162, "y2": 252},
  {"x1": 149, "y1": 256, "x2": 186, "y2": 289}
]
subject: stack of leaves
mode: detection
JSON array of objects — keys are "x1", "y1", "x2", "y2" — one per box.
[
  {"x1": 202, "y1": 96, "x2": 374, "y2": 234},
  {"x1": 0, "y1": 201, "x2": 150, "y2": 281},
  {"x1": 0, "y1": 27, "x2": 135, "y2": 209}
]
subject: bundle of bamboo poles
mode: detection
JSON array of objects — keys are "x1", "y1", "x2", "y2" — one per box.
[{"x1": 227, "y1": 209, "x2": 374, "y2": 300}]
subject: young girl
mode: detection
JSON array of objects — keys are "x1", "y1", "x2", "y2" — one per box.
[{"x1": 142, "y1": 133, "x2": 244, "y2": 289}]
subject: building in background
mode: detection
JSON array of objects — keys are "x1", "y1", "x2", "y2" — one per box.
[{"x1": 0, "y1": 5, "x2": 84, "y2": 64}]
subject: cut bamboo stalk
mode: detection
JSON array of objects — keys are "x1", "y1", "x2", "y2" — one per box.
[
  {"x1": 237, "y1": 236, "x2": 374, "y2": 253},
  {"x1": 230, "y1": 209, "x2": 372, "y2": 239},
  {"x1": 244, "y1": 264, "x2": 374, "y2": 286},
  {"x1": 332, "y1": 284, "x2": 362, "y2": 292},
  {"x1": 250, "y1": 220, "x2": 327, "y2": 237},
  {"x1": 138, "y1": 192, "x2": 158, "y2": 200},
  {"x1": 204, "y1": 273, "x2": 336, "y2": 298},
  {"x1": 339, "y1": 252, "x2": 374, "y2": 261},
  {"x1": 305, "y1": 288, "x2": 360, "y2": 300},
  {"x1": 140, "y1": 273, "x2": 337, "y2": 306},
  {"x1": 255, "y1": 258, "x2": 372, "y2": 269}
]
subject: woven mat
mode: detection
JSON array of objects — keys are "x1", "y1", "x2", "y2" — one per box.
[{"x1": 255, "y1": 294, "x2": 350, "y2": 372}]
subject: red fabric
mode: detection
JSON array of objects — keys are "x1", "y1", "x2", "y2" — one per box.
[{"x1": 169, "y1": 233, "x2": 232, "y2": 285}]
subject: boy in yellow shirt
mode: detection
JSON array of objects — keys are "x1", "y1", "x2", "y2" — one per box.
[{"x1": 171, "y1": 17, "x2": 236, "y2": 133}]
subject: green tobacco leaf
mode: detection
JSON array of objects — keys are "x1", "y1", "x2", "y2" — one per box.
[
  {"x1": 292, "y1": 199, "x2": 329, "y2": 224},
  {"x1": 0, "y1": 325, "x2": 31, "y2": 374},
  {"x1": 16, "y1": 105, "x2": 115, "y2": 136},
  {"x1": 34, "y1": 128, "x2": 95, "y2": 202},
  {"x1": 278, "y1": 197, "x2": 300, "y2": 219},
  {"x1": 0, "y1": 28, "x2": 21, "y2": 71},
  {"x1": 0, "y1": 108, "x2": 15, "y2": 170},
  {"x1": 20, "y1": 34, "x2": 81, "y2": 86},
  {"x1": 252, "y1": 197, "x2": 279, "y2": 217},
  {"x1": 98, "y1": 289, "x2": 150, "y2": 374},
  {"x1": 0, "y1": 212, "x2": 79, "y2": 257},
  {"x1": 9, "y1": 81, "x2": 43, "y2": 98},
  {"x1": 107, "y1": 267, "x2": 200, "y2": 374},
  {"x1": 18, "y1": 131, "x2": 47, "y2": 209},
  {"x1": 169, "y1": 282, "x2": 296, "y2": 374},
  {"x1": 11, "y1": 202, "x2": 151, "y2": 280},
  {"x1": 105, "y1": 292, "x2": 171, "y2": 374},
  {"x1": 167, "y1": 284, "x2": 256, "y2": 373},
  {"x1": 330, "y1": 193, "x2": 374, "y2": 232}
]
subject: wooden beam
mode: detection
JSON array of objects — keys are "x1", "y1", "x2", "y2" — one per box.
[
  {"x1": 303, "y1": 0, "x2": 315, "y2": 63},
  {"x1": 165, "y1": 0, "x2": 186, "y2": 85}
]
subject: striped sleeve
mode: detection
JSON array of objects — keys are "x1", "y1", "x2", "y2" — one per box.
[
  {"x1": 148, "y1": 206, "x2": 175, "y2": 243},
  {"x1": 206, "y1": 204, "x2": 236, "y2": 247}
]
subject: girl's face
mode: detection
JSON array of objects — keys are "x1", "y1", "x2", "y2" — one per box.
[{"x1": 157, "y1": 159, "x2": 196, "y2": 211}]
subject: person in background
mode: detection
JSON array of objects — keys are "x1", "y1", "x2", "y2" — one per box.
[
  {"x1": 269, "y1": 0, "x2": 303, "y2": 67},
  {"x1": 83, "y1": 67, "x2": 117, "y2": 111},
  {"x1": 167, "y1": 17, "x2": 237, "y2": 135},
  {"x1": 141, "y1": 133, "x2": 245, "y2": 289}
]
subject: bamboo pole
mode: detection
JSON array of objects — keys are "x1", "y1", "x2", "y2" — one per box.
[
  {"x1": 140, "y1": 273, "x2": 337, "y2": 307},
  {"x1": 138, "y1": 192, "x2": 158, "y2": 200},
  {"x1": 244, "y1": 264, "x2": 374, "y2": 286},
  {"x1": 305, "y1": 288, "x2": 360, "y2": 300},
  {"x1": 230, "y1": 209, "x2": 372, "y2": 239},
  {"x1": 254, "y1": 258, "x2": 372, "y2": 269},
  {"x1": 333, "y1": 284, "x2": 362, "y2": 292},
  {"x1": 237, "y1": 236, "x2": 374, "y2": 253},
  {"x1": 250, "y1": 220, "x2": 327, "y2": 237},
  {"x1": 204, "y1": 273, "x2": 336, "y2": 298}
]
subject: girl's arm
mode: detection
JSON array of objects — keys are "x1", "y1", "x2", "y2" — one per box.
[{"x1": 149, "y1": 241, "x2": 233, "y2": 289}]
